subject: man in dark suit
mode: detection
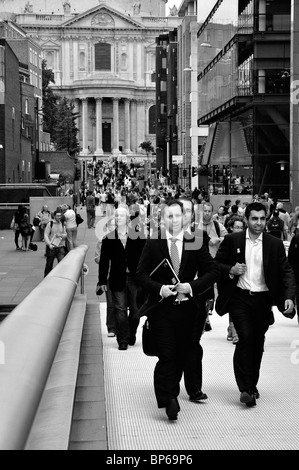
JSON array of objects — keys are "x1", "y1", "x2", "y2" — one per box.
[
  {"x1": 98, "y1": 205, "x2": 146, "y2": 350},
  {"x1": 215, "y1": 201, "x2": 296, "y2": 407},
  {"x1": 136, "y1": 199, "x2": 219, "y2": 421}
]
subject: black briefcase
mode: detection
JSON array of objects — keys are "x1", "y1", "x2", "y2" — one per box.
[{"x1": 142, "y1": 319, "x2": 158, "y2": 357}]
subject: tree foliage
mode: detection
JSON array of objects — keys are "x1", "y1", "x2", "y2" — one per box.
[
  {"x1": 139, "y1": 140, "x2": 155, "y2": 155},
  {"x1": 42, "y1": 60, "x2": 57, "y2": 137},
  {"x1": 42, "y1": 60, "x2": 80, "y2": 156},
  {"x1": 53, "y1": 97, "x2": 80, "y2": 156}
]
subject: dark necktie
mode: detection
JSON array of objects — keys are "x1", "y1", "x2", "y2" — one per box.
[{"x1": 170, "y1": 238, "x2": 184, "y2": 301}]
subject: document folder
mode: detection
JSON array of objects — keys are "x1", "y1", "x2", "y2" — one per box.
[{"x1": 149, "y1": 258, "x2": 180, "y2": 287}]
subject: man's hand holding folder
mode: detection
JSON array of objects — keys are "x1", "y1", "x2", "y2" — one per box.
[
  {"x1": 149, "y1": 258, "x2": 179, "y2": 300},
  {"x1": 149, "y1": 258, "x2": 192, "y2": 301}
]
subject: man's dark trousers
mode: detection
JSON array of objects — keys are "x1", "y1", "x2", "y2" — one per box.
[
  {"x1": 150, "y1": 301, "x2": 206, "y2": 408},
  {"x1": 228, "y1": 288, "x2": 273, "y2": 393}
]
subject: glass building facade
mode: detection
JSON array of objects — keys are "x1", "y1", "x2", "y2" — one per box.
[{"x1": 197, "y1": 0, "x2": 291, "y2": 199}]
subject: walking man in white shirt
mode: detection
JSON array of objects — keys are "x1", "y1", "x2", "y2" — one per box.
[{"x1": 215, "y1": 202, "x2": 295, "y2": 407}]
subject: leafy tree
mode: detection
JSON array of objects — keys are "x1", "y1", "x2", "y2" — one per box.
[
  {"x1": 139, "y1": 140, "x2": 155, "y2": 156},
  {"x1": 42, "y1": 59, "x2": 58, "y2": 137},
  {"x1": 139, "y1": 140, "x2": 155, "y2": 180},
  {"x1": 53, "y1": 97, "x2": 80, "y2": 157},
  {"x1": 42, "y1": 61, "x2": 80, "y2": 156}
]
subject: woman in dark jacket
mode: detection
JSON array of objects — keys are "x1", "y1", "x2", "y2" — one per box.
[{"x1": 14, "y1": 205, "x2": 28, "y2": 250}]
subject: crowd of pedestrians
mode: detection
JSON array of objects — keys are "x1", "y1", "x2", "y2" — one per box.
[
  {"x1": 10, "y1": 155, "x2": 299, "y2": 420},
  {"x1": 90, "y1": 168, "x2": 298, "y2": 419},
  {"x1": 12, "y1": 202, "x2": 78, "y2": 276}
]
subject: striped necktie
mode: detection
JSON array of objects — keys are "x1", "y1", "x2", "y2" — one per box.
[
  {"x1": 170, "y1": 238, "x2": 180, "y2": 276},
  {"x1": 170, "y1": 238, "x2": 184, "y2": 301}
]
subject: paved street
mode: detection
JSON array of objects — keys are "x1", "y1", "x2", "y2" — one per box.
[
  {"x1": 0, "y1": 205, "x2": 99, "y2": 306},
  {"x1": 100, "y1": 303, "x2": 299, "y2": 451}
]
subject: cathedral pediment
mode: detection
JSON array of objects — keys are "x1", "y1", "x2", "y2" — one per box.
[
  {"x1": 40, "y1": 39, "x2": 60, "y2": 48},
  {"x1": 62, "y1": 4, "x2": 144, "y2": 29}
]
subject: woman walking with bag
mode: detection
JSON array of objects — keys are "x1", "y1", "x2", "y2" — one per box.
[{"x1": 13, "y1": 205, "x2": 28, "y2": 250}]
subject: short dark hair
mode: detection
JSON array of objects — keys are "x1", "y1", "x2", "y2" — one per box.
[
  {"x1": 227, "y1": 215, "x2": 245, "y2": 232},
  {"x1": 179, "y1": 196, "x2": 194, "y2": 214},
  {"x1": 245, "y1": 202, "x2": 267, "y2": 219},
  {"x1": 161, "y1": 198, "x2": 184, "y2": 217},
  {"x1": 203, "y1": 201, "x2": 213, "y2": 211}
]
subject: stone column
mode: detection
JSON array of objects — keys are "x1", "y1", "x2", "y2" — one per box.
[
  {"x1": 81, "y1": 98, "x2": 89, "y2": 155},
  {"x1": 112, "y1": 98, "x2": 120, "y2": 155},
  {"x1": 73, "y1": 98, "x2": 80, "y2": 133},
  {"x1": 145, "y1": 100, "x2": 152, "y2": 138},
  {"x1": 130, "y1": 99, "x2": 137, "y2": 153},
  {"x1": 95, "y1": 97, "x2": 104, "y2": 155},
  {"x1": 124, "y1": 98, "x2": 131, "y2": 154},
  {"x1": 136, "y1": 99, "x2": 145, "y2": 146}
]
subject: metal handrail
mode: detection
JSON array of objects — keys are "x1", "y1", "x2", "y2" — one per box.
[{"x1": 0, "y1": 244, "x2": 88, "y2": 450}]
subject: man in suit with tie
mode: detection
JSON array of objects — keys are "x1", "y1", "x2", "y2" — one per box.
[
  {"x1": 136, "y1": 199, "x2": 219, "y2": 420},
  {"x1": 215, "y1": 201, "x2": 296, "y2": 407}
]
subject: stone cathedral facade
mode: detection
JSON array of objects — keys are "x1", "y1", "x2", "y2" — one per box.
[{"x1": 0, "y1": 0, "x2": 179, "y2": 160}]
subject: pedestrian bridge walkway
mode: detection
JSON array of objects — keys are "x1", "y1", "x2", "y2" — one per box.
[
  {"x1": 100, "y1": 303, "x2": 299, "y2": 451},
  {"x1": 0, "y1": 205, "x2": 299, "y2": 451}
]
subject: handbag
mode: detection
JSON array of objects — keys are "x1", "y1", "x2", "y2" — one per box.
[
  {"x1": 10, "y1": 216, "x2": 18, "y2": 231},
  {"x1": 33, "y1": 216, "x2": 40, "y2": 227},
  {"x1": 142, "y1": 318, "x2": 158, "y2": 357},
  {"x1": 76, "y1": 213, "x2": 84, "y2": 225}
]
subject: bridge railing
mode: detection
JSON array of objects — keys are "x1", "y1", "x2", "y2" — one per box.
[{"x1": 0, "y1": 244, "x2": 88, "y2": 450}]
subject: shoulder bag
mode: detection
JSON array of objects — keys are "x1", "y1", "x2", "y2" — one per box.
[{"x1": 142, "y1": 318, "x2": 158, "y2": 357}]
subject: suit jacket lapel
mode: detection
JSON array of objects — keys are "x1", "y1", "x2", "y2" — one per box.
[
  {"x1": 235, "y1": 231, "x2": 246, "y2": 263},
  {"x1": 179, "y1": 236, "x2": 190, "y2": 277},
  {"x1": 159, "y1": 230, "x2": 171, "y2": 263}
]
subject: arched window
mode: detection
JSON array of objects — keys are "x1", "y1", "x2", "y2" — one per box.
[
  {"x1": 79, "y1": 51, "x2": 85, "y2": 71},
  {"x1": 95, "y1": 43, "x2": 111, "y2": 71},
  {"x1": 149, "y1": 105, "x2": 156, "y2": 134},
  {"x1": 45, "y1": 50, "x2": 54, "y2": 70},
  {"x1": 121, "y1": 53, "x2": 127, "y2": 70}
]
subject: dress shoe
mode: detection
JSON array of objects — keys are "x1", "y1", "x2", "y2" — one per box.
[
  {"x1": 128, "y1": 335, "x2": 136, "y2": 346},
  {"x1": 240, "y1": 391, "x2": 256, "y2": 407},
  {"x1": 166, "y1": 398, "x2": 180, "y2": 421},
  {"x1": 118, "y1": 343, "x2": 128, "y2": 351},
  {"x1": 253, "y1": 388, "x2": 260, "y2": 399},
  {"x1": 189, "y1": 390, "x2": 208, "y2": 402}
]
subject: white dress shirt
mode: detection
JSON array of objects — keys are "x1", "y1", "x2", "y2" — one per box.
[{"x1": 237, "y1": 229, "x2": 269, "y2": 292}]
